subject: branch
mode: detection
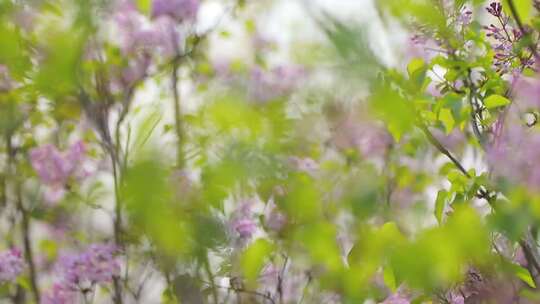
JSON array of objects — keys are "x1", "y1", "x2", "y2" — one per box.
[
  {"x1": 507, "y1": 0, "x2": 540, "y2": 60},
  {"x1": 417, "y1": 123, "x2": 471, "y2": 178}
]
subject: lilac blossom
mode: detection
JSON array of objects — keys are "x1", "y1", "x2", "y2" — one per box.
[
  {"x1": 512, "y1": 75, "x2": 540, "y2": 108},
  {"x1": 487, "y1": 114, "x2": 540, "y2": 191},
  {"x1": 288, "y1": 156, "x2": 319, "y2": 175},
  {"x1": 264, "y1": 200, "x2": 287, "y2": 232},
  {"x1": 0, "y1": 248, "x2": 24, "y2": 283},
  {"x1": 331, "y1": 112, "x2": 393, "y2": 158},
  {"x1": 249, "y1": 65, "x2": 306, "y2": 102},
  {"x1": 112, "y1": 1, "x2": 180, "y2": 88},
  {"x1": 54, "y1": 243, "x2": 120, "y2": 291},
  {"x1": 230, "y1": 199, "x2": 258, "y2": 239},
  {"x1": 380, "y1": 287, "x2": 410, "y2": 304},
  {"x1": 457, "y1": 8, "x2": 473, "y2": 26},
  {"x1": 30, "y1": 141, "x2": 89, "y2": 204},
  {"x1": 258, "y1": 262, "x2": 304, "y2": 303},
  {"x1": 484, "y1": 2, "x2": 530, "y2": 73},
  {"x1": 41, "y1": 283, "x2": 76, "y2": 304},
  {"x1": 151, "y1": 0, "x2": 199, "y2": 22}
]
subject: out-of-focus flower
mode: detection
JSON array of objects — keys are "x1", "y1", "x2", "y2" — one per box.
[
  {"x1": 30, "y1": 141, "x2": 90, "y2": 204},
  {"x1": 513, "y1": 76, "x2": 540, "y2": 109},
  {"x1": 288, "y1": 156, "x2": 319, "y2": 175},
  {"x1": 151, "y1": 0, "x2": 199, "y2": 22},
  {"x1": 230, "y1": 199, "x2": 258, "y2": 239},
  {"x1": 0, "y1": 248, "x2": 24, "y2": 283},
  {"x1": 55, "y1": 243, "x2": 120, "y2": 291},
  {"x1": 258, "y1": 262, "x2": 304, "y2": 303},
  {"x1": 41, "y1": 283, "x2": 75, "y2": 304},
  {"x1": 458, "y1": 8, "x2": 473, "y2": 26},
  {"x1": 431, "y1": 128, "x2": 466, "y2": 150},
  {"x1": 232, "y1": 219, "x2": 257, "y2": 238},
  {"x1": 249, "y1": 65, "x2": 306, "y2": 102},
  {"x1": 331, "y1": 112, "x2": 393, "y2": 159},
  {"x1": 380, "y1": 287, "x2": 410, "y2": 304},
  {"x1": 264, "y1": 200, "x2": 287, "y2": 232},
  {"x1": 487, "y1": 112, "x2": 540, "y2": 191},
  {"x1": 112, "y1": 1, "x2": 181, "y2": 89}
]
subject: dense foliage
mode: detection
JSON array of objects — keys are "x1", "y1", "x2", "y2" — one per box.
[{"x1": 4, "y1": 0, "x2": 540, "y2": 303}]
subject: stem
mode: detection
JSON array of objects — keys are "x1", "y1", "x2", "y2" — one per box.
[
  {"x1": 171, "y1": 57, "x2": 184, "y2": 168},
  {"x1": 202, "y1": 254, "x2": 219, "y2": 304},
  {"x1": 6, "y1": 136, "x2": 40, "y2": 303},
  {"x1": 18, "y1": 197, "x2": 39, "y2": 304},
  {"x1": 110, "y1": 151, "x2": 123, "y2": 304},
  {"x1": 277, "y1": 256, "x2": 288, "y2": 304},
  {"x1": 204, "y1": 281, "x2": 276, "y2": 304},
  {"x1": 418, "y1": 123, "x2": 470, "y2": 177},
  {"x1": 507, "y1": 0, "x2": 540, "y2": 60}
]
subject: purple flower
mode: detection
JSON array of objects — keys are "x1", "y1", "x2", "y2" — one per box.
[
  {"x1": 486, "y1": 2, "x2": 503, "y2": 17},
  {"x1": 0, "y1": 248, "x2": 24, "y2": 283},
  {"x1": 112, "y1": 2, "x2": 181, "y2": 88},
  {"x1": 483, "y1": 2, "x2": 531, "y2": 73},
  {"x1": 264, "y1": 200, "x2": 287, "y2": 232},
  {"x1": 151, "y1": 0, "x2": 199, "y2": 22},
  {"x1": 458, "y1": 8, "x2": 473, "y2": 26},
  {"x1": 487, "y1": 114, "x2": 540, "y2": 191},
  {"x1": 30, "y1": 141, "x2": 89, "y2": 204},
  {"x1": 331, "y1": 113, "x2": 393, "y2": 158},
  {"x1": 232, "y1": 219, "x2": 257, "y2": 238},
  {"x1": 380, "y1": 289, "x2": 410, "y2": 304},
  {"x1": 230, "y1": 199, "x2": 258, "y2": 239},
  {"x1": 41, "y1": 283, "x2": 75, "y2": 304},
  {"x1": 56, "y1": 243, "x2": 120, "y2": 290},
  {"x1": 249, "y1": 65, "x2": 306, "y2": 102},
  {"x1": 288, "y1": 156, "x2": 319, "y2": 175}
]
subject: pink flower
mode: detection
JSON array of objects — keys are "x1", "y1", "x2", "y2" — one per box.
[
  {"x1": 0, "y1": 248, "x2": 24, "y2": 283},
  {"x1": 249, "y1": 65, "x2": 306, "y2": 102},
  {"x1": 232, "y1": 219, "x2": 257, "y2": 238},
  {"x1": 230, "y1": 199, "x2": 258, "y2": 239},
  {"x1": 55, "y1": 243, "x2": 120, "y2": 291},
  {"x1": 264, "y1": 200, "x2": 287, "y2": 232},
  {"x1": 380, "y1": 289, "x2": 410, "y2": 304},
  {"x1": 151, "y1": 0, "x2": 199, "y2": 22},
  {"x1": 331, "y1": 113, "x2": 393, "y2": 158},
  {"x1": 30, "y1": 141, "x2": 89, "y2": 204},
  {"x1": 41, "y1": 283, "x2": 75, "y2": 304},
  {"x1": 288, "y1": 156, "x2": 319, "y2": 175}
]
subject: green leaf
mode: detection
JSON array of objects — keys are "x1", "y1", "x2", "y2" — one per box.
[
  {"x1": 407, "y1": 58, "x2": 425, "y2": 78},
  {"x1": 503, "y1": 0, "x2": 533, "y2": 24},
  {"x1": 511, "y1": 263, "x2": 536, "y2": 288},
  {"x1": 136, "y1": 0, "x2": 151, "y2": 14},
  {"x1": 484, "y1": 94, "x2": 510, "y2": 109},
  {"x1": 241, "y1": 239, "x2": 274, "y2": 285},
  {"x1": 435, "y1": 190, "x2": 448, "y2": 224},
  {"x1": 383, "y1": 265, "x2": 397, "y2": 292},
  {"x1": 439, "y1": 108, "x2": 455, "y2": 134}
]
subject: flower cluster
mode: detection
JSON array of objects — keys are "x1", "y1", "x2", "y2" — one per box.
[
  {"x1": 30, "y1": 141, "x2": 89, "y2": 204},
  {"x1": 230, "y1": 200, "x2": 258, "y2": 239},
  {"x1": 42, "y1": 244, "x2": 120, "y2": 303},
  {"x1": 249, "y1": 65, "x2": 306, "y2": 102},
  {"x1": 151, "y1": 0, "x2": 199, "y2": 22},
  {"x1": 484, "y1": 2, "x2": 531, "y2": 73},
  {"x1": 58, "y1": 243, "x2": 120, "y2": 288},
  {"x1": 0, "y1": 249, "x2": 24, "y2": 283},
  {"x1": 110, "y1": 0, "x2": 200, "y2": 89}
]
